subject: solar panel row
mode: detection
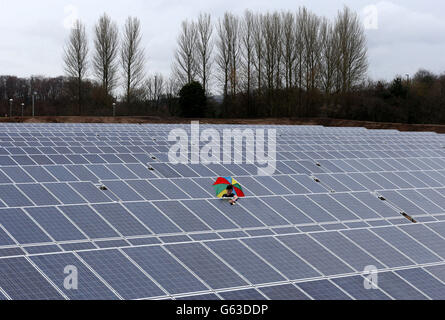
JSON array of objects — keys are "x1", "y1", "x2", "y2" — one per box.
[{"x1": 2, "y1": 123, "x2": 445, "y2": 300}]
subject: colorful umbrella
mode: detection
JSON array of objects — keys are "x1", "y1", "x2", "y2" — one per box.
[{"x1": 213, "y1": 177, "x2": 245, "y2": 198}]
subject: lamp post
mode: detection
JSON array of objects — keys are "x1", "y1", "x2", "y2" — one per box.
[
  {"x1": 32, "y1": 92, "x2": 37, "y2": 117},
  {"x1": 21, "y1": 103, "x2": 25, "y2": 117},
  {"x1": 112, "y1": 102, "x2": 116, "y2": 117},
  {"x1": 9, "y1": 99, "x2": 13, "y2": 117}
]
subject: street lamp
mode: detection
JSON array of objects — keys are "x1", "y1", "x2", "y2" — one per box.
[
  {"x1": 112, "y1": 102, "x2": 116, "y2": 117},
  {"x1": 21, "y1": 103, "x2": 25, "y2": 117},
  {"x1": 9, "y1": 99, "x2": 13, "y2": 117},
  {"x1": 32, "y1": 92, "x2": 37, "y2": 117}
]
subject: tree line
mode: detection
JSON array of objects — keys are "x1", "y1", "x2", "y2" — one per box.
[{"x1": 0, "y1": 7, "x2": 444, "y2": 124}]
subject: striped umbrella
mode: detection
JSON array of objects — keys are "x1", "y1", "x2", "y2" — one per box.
[{"x1": 213, "y1": 177, "x2": 245, "y2": 198}]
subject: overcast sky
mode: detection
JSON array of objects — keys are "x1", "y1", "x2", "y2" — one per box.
[{"x1": 0, "y1": 0, "x2": 444, "y2": 82}]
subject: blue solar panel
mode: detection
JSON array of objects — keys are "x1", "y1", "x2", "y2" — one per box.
[
  {"x1": 242, "y1": 236, "x2": 320, "y2": 280},
  {"x1": 102, "y1": 181, "x2": 144, "y2": 202},
  {"x1": 285, "y1": 195, "x2": 337, "y2": 223},
  {"x1": 209, "y1": 199, "x2": 265, "y2": 228},
  {"x1": 23, "y1": 166, "x2": 57, "y2": 183},
  {"x1": 92, "y1": 203, "x2": 150, "y2": 237},
  {"x1": 219, "y1": 289, "x2": 266, "y2": 300},
  {"x1": 0, "y1": 257, "x2": 64, "y2": 300},
  {"x1": 0, "y1": 226, "x2": 16, "y2": 246},
  {"x1": 3, "y1": 123, "x2": 445, "y2": 300},
  {"x1": 308, "y1": 194, "x2": 360, "y2": 221},
  {"x1": 17, "y1": 184, "x2": 60, "y2": 206},
  {"x1": 176, "y1": 293, "x2": 220, "y2": 300},
  {"x1": 166, "y1": 242, "x2": 248, "y2": 290},
  {"x1": 150, "y1": 179, "x2": 190, "y2": 200},
  {"x1": 296, "y1": 280, "x2": 351, "y2": 300},
  {"x1": 259, "y1": 284, "x2": 310, "y2": 300},
  {"x1": 123, "y1": 246, "x2": 207, "y2": 295},
  {"x1": 0, "y1": 208, "x2": 52, "y2": 244},
  {"x1": 331, "y1": 193, "x2": 381, "y2": 220},
  {"x1": 31, "y1": 253, "x2": 119, "y2": 300},
  {"x1": 240, "y1": 198, "x2": 289, "y2": 226},
  {"x1": 399, "y1": 224, "x2": 445, "y2": 259},
  {"x1": 153, "y1": 201, "x2": 210, "y2": 232},
  {"x1": 278, "y1": 234, "x2": 354, "y2": 276},
  {"x1": 374, "y1": 272, "x2": 428, "y2": 300},
  {"x1": 331, "y1": 276, "x2": 391, "y2": 300},
  {"x1": 396, "y1": 268, "x2": 445, "y2": 300},
  {"x1": 69, "y1": 182, "x2": 116, "y2": 203},
  {"x1": 43, "y1": 183, "x2": 87, "y2": 204},
  {"x1": 59, "y1": 205, "x2": 119, "y2": 239},
  {"x1": 371, "y1": 226, "x2": 441, "y2": 264},
  {"x1": 205, "y1": 239, "x2": 285, "y2": 284},
  {"x1": 25, "y1": 206, "x2": 86, "y2": 242},
  {"x1": 44, "y1": 166, "x2": 78, "y2": 182},
  {"x1": 1, "y1": 167, "x2": 34, "y2": 183},
  {"x1": 0, "y1": 185, "x2": 34, "y2": 207},
  {"x1": 310, "y1": 231, "x2": 384, "y2": 271},
  {"x1": 78, "y1": 249, "x2": 165, "y2": 299},
  {"x1": 182, "y1": 200, "x2": 238, "y2": 230},
  {"x1": 123, "y1": 202, "x2": 180, "y2": 234}
]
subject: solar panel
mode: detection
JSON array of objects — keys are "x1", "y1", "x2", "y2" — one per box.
[
  {"x1": 241, "y1": 236, "x2": 320, "y2": 280},
  {"x1": 165, "y1": 242, "x2": 248, "y2": 290},
  {"x1": 259, "y1": 284, "x2": 310, "y2": 300},
  {"x1": 205, "y1": 239, "x2": 285, "y2": 284},
  {"x1": 219, "y1": 289, "x2": 266, "y2": 300},
  {"x1": 331, "y1": 276, "x2": 391, "y2": 300},
  {"x1": 0, "y1": 185, "x2": 34, "y2": 207},
  {"x1": 3, "y1": 123, "x2": 445, "y2": 300},
  {"x1": 341, "y1": 229, "x2": 414, "y2": 268},
  {"x1": 25, "y1": 206, "x2": 86, "y2": 242},
  {"x1": 78, "y1": 249, "x2": 165, "y2": 299},
  {"x1": 0, "y1": 257, "x2": 65, "y2": 300},
  {"x1": 123, "y1": 246, "x2": 208, "y2": 295},
  {"x1": 296, "y1": 280, "x2": 351, "y2": 300},
  {"x1": 278, "y1": 234, "x2": 354, "y2": 276},
  {"x1": 59, "y1": 205, "x2": 120, "y2": 239},
  {"x1": 30, "y1": 253, "x2": 119, "y2": 300},
  {"x1": 92, "y1": 203, "x2": 150, "y2": 237},
  {"x1": 0, "y1": 208, "x2": 52, "y2": 244}
]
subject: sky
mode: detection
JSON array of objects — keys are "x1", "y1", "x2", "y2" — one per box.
[{"x1": 0, "y1": 0, "x2": 444, "y2": 82}]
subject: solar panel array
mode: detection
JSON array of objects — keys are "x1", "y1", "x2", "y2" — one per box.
[{"x1": 1, "y1": 123, "x2": 445, "y2": 300}]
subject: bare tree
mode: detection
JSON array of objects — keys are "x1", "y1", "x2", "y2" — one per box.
[
  {"x1": 216, "y1": 15, "x2": 230, "y2": 100},
  {"x1": 196, "y1": 13, "x2": 213, "y2": 94},
  {"x1": 301, "y1": 8, "x2": 321, "y2": 94},
  {"x1": 319, "y1": 18, "x2": 337, "y2": 95},
  {"x1": 63, "y1": 20, "x2": 89, "y2": 114},
  {"x1": 262, "y1": 12, "x2": 281, "y2": 92},
  {"x1": 241, "y1": 10, "x2": 255, "y2": 96},
  {"x1": 93, "y1": 13, "x2": 119, "y2": 97},
  {"x1": 121, "y1": 17, "x2": 145, "y2": 105},
  {"x1": 173, "y1": 20, "x2": 198, "y2": 86},
  {"x1": 281, "y1": 11, "x2": 296, "y2": 90},
  {"x1": 334, "y1": 6, "x2": 368, "y2": 93},
  {"x1": 252, "y1": 13, "x2": 264, "y2": 93},
  {"x1": 145, "y1": 73, "x2": 165, "y2": 112}
]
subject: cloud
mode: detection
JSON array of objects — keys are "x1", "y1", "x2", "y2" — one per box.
[
  {"x1": 365, "y1": 1, "x2": 445, "y2": 79},
  {"x1": 0, "y1": 0, "x2": 444, "y2": 81}
]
